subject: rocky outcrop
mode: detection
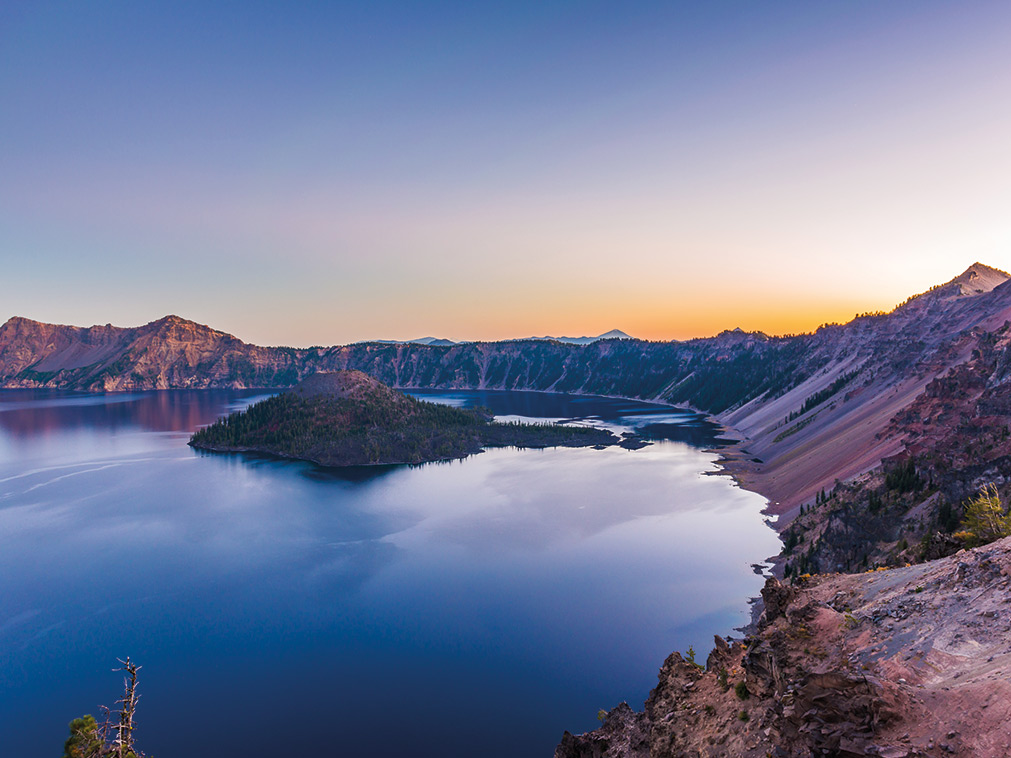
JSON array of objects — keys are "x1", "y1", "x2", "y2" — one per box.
[
  {"x1": 558, "y1": 538, "x2": 1011, "y2": 757},
  {"x1": 554, "y1": 703, "x2": 650, "y2": 758},
  {"x1": 0, "y1": 314, "x2": 304, "y2": 390}
]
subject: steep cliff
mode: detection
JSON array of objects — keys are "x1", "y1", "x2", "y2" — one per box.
[
  {"x1": 557, "y1": 537, "x2": 1011, "y2": 758},
  {"x1": 0, "y1": 314, "x2": 306, "y2": 390}
]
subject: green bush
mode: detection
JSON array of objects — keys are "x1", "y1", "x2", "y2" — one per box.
[
  {"x1": 63, "y1": 715, "x2": 102, "y2": 758},
  {"x1": 955, "y1": 484, "x2": 1011, "y2": 547}
]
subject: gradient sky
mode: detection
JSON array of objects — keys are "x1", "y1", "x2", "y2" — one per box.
[{"x1": 2, "y1": 2, "x2": 1010, "y2": 346}]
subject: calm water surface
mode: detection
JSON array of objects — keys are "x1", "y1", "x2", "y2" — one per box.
[{"x1": 0, "y1": 389, "x2": 779, "y2": 757}]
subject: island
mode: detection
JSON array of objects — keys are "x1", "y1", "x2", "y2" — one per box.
[{"x1": 189, "y1": 370, "x2": 620, "y2": 466}]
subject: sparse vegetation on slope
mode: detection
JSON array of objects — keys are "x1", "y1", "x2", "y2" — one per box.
[{"x1": 778, "y1": 321, "x2": 1011, "y2": 575}]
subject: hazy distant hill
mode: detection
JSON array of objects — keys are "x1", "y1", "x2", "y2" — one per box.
[
  {"x1": 363, "y1": 336, "x2": 459, "y2": 347},
  {"x1": 360, "y1": 329, "x2": 634, "y2": 346},
  {"x1": 518, "y1": 328, "x2": 633, "y2": 345}
]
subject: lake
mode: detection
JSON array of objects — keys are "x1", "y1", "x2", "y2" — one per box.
[{"x1": 0, "y1": 389, "x2": 780, "y2": 757}]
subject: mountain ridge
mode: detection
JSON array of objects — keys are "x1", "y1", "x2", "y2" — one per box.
[{"x1": 5, "y1": 263, "x2": 1011, "y2": 519}]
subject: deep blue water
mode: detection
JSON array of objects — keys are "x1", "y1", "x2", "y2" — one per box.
[{"x1": 0, "y1": 389, "x2": 779, "y2": 757}]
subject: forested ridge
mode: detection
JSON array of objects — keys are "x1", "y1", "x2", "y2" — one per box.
[{"x1": 0, "y1": 314, "x2": 818, "y2": 415}]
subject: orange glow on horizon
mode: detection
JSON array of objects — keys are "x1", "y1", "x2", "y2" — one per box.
[{"x1": 239, "y1": 287, "x2": 905, "y2": 347}]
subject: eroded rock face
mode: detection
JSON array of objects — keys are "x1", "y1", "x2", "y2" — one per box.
[
  {"x1": 759, "y1": 576, "x2": 795, "y2": 628},
  {"x1": 554, "y1": 703, "x2": 649, "y2": 758},
  {"x1": 557, "y1": 537, "x2": 1011, "y2": 758}
]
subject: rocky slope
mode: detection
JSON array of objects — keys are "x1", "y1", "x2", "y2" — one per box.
[
  {"x1": 776, "y1": 319, "x2": 1011, "y2": 576},
  {"x1": 717, "y1": 263, "x2": 1011, "y2": 515},
  {"x1": 0, "y1": 314, "x2": 307, "y2": 390},
  {"x1": 557, "y1": 536, "x2": 1011, "y2": 758}
]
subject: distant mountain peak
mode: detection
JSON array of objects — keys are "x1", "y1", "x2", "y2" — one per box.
[
  {"x1": 596, "y1": 329, "x2": 632, "y2": 340},
  {"x1": 950, "y1": 262, "x2": 1009, "y2": 293},
  {"x1": 2, "y1": 315, "x2": 43, "y2": 329},
  {"x1": 149, "y1": 314, "x2": 204, "y2": 328},
  {"x1": 520, "y1": 329, "x2": 634, "y2": 345},
  {"x1": 143, "y1": 314, "x2": 230, "y2": 339},
  {"x1": 899, "y1": 262, "x2": 1010, "y2": 309}
]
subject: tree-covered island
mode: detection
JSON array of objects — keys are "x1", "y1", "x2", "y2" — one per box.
[{"x1": 189, "y1": 370, "x2": 620, "y2": 466}]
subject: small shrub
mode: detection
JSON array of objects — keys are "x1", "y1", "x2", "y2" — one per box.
[
  {"x1": 685, "y1": 645, "x2": 704, "y2": 670},
  {"x1": 717, "y1": 667, "x2": 729, "y2": 691},
  {"x1": 597, "y1": 709, "x2": 607, "y2": 722},
  {"x1": 63, "y1": 715, "x2": 103, "y2": 758},
  {"x1": 738, "y1": 710, "x2": 749, "y2": 722},
  {"x1": 734, "y1": 680, "x2": 749, "y2": 700},
  {"x1": 957, "y1": 484, "x2": 1011, "y2": 547}
]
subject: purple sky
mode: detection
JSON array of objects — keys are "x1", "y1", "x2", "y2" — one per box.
[{"x1": 2, "y1": 2, "x2": 1009, "y2": 345}]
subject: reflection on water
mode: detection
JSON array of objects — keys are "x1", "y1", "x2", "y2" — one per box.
[
  {"x1": 0, "y1": 390, "x2": 778, "y2": 758},
  {"x1": 407, "y1": 389, "x2": 733, "y2": 446},
  {"x1": 0, "y1": 389, "x2": 271, "y2": 437}
]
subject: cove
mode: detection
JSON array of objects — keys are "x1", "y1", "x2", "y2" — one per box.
[{"x1": 0, "y1": 389, "x2": 780, "y2": 757}]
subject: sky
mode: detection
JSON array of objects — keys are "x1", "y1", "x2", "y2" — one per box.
[{"x1": 2, "y1": 1, "x2": 1010, "y2": 346}]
